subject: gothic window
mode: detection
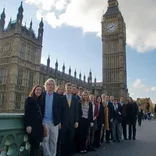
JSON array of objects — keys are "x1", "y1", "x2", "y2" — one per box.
[
  {"x1": 0, "y1": 93, "x2": 4, "y2": 106},
  {"x1": 0, "y1": 68, "x2": 8, "y2": 84},
  {"x1": 39, "y1": 75, "x2": 45, "y2": 85},
  {"x1": 15, "y1": 93, "x2": 21, "y2": 109},
  {"x1": 20, "y1": 43, "x2": 26, "y2": 59},
  {"x1": 28, "y1": 71, "x2": 34, "y2": 88},
  {"x1": 28, "y1": 47, "x2": 35, "y2": 63},
  {"x1": 17, "y1": 67, "x2": 23, "y2": 86},
  {"x1": 1, "y1": 43, "x2": 10, "y2": 56}
]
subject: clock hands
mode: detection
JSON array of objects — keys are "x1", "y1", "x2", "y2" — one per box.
[
  {"x1": 107, "y1": 25, "x2": 114, "y2": 31},
  {"x1": 106, "y1": 23, "x2": 117, "y2": 32}
]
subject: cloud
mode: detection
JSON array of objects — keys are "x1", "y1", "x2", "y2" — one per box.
[
  {"x1": 129, "y1": 79, "x2": 156, "y2": 104},
  {"x1": 151, "y1": 87, "x2": 156, "y2": 91},
  {"x1": 133, "y1": 79, "x2": 145, "y2": 88},
  {"x1": 41, "y1": 56, "x2": 47, "y2": 65},
  {"x1": 24, "y1": 0, "x2": 156, "y2": 53}
]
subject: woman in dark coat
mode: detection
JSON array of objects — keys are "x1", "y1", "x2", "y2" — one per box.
[{"x1": 24, "y1": 85, "x2": 43, "y2": 156}]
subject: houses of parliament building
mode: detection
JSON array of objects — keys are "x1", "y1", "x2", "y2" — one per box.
[{"x1": 0, "y1": 0, "x2": 128, "y2": 112}]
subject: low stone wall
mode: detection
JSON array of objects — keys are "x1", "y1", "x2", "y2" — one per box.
[{"x1": 0, "y1": 113, "x2": 30, "y2": 156}]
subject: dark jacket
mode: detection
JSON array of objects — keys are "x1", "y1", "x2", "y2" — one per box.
[
  {"x1": 138, "y1": 109, "x2": 143, "y2": 119},
  {"x1": 41, "y1": 92, "x2": 61, "y2": 126},
  {"x1": 24, "y1": 97, "x2": 43, "y2": 144},
  {"x1": 127, "y1": 102, "x2": 138, "y2": 124},
  {"x1": 97, "y1": 104, "x2": 105, "y2": 126},
  {"x1": 119, "y1": 102, "x2": 128, "y2": 122},
  {"x1": 107, "y1": 101, "x2": 114, "y2": 121},
  {"x1": 112, "y1": 103, "x2": 122, "y2": 123},
  {"x1": 60, "y1": 95, "x2": 79, "y2": 131},
  {"x1": 79, "y1": 102, "x2": 93, "y2": 125}
]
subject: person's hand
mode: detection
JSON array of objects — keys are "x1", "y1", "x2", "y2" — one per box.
[
  {"x1": 102, "y1": 124, "x2": 104, "y2": 128},
  {"x1": 58, "y1": 123, "x2": 61, "y2": 129},
  {"x1": 118, "y1": 112, "x2": 121, "y2": 115},
  {"x1": 26, "y1": 126, "x2": 32, "y2": 134},
  {"x1": 93, "y1": 117, "x2": 96, "y2": 121},
  {"x1": 75, "y1": 122, "x2": 78, "y2": 128},
  {"x1": 90, "y1": 122, "x2": 94, "y2": 127}
]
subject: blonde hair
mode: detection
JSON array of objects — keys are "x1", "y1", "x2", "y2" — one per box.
[
  {"x1": 65, "y1": 82, "x2": 72, "y2": 89},
  {"x1": 55, "y1": 85, "x2": 63, "y2": 93},
  {"x1": 82, "y1": 90, "x2": 89, "y2": 104},
  {"x1": 44, "y1": 78, "x2": 56, "y2": 91}
]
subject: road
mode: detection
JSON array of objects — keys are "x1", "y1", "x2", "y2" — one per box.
[{"x1": 76, "y1": 120, "x2": 156, "y2": 156}]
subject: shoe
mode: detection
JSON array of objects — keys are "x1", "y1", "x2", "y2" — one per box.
[
  {"x1": 128, "y1": 138, "x2": 131, "y2": 140},
  {"x1": 80, "y1": 151, "x2": 84, "y2": 154},
  {"x1": 124, "y1": 138, "x2": 128, "y2": 140},
  {"x1": 84, "y1": 150, "x2": 88, "y2": 153},
  {"x1": 117, "y1": 140, "x2": 120, "y2": 143},
  {"x1": 133, "y1": 137, "x2": 136, "y2": 140},
  {"x1": 113, "y1": 140, "x2": 116, "y2": 142}
]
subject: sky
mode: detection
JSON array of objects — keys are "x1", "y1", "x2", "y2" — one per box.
[{"x1": 0, "y1": 0, "x2": 156, "y2": 103}]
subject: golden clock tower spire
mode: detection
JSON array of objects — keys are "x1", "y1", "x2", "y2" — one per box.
[{"x1": 101, "y1": 0, "x2": 128, "y2": 99}]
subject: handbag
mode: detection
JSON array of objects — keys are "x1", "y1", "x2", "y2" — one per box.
[{"x1": 36, "y1": 102, "x2": 47, "y2": 137}]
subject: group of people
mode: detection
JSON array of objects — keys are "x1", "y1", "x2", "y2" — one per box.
[{"x1": 24, "y1": 78, "x2": 139, "y2": 156}]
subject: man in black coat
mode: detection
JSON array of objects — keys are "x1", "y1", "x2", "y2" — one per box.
[
  {"x1": 127, "y1": 97, "x2": 138, "y2": 140},
  {"x1": 60, "y1": 83, "x2": 79, "y2": 156},
  {"x1": 119, "y1": 96, "x2": 128, "y2": 140}
]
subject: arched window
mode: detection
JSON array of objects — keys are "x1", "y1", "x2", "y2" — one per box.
[{"x1": 20, "y1": 43, "x2": 26, "y2": 59}]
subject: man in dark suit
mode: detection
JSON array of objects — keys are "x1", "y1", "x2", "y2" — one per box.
[
  {"x1": 127, "y1": 97, "x2": 138, "y2": 140},
  {"x1": 41, "y1": 78, "x2": 61, "y2": 156},
  {"x1": 60, "y1": 83, "x2": 79, "y2": 156},
  {"x1": 119, "y1": 96, "x2": 128, "y2": 140}
]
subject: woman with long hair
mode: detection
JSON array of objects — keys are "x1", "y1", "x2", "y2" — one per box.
[
  {"x1": 55, "y1": 85, "x2": 64, "y2": 156},
  {"x1": 24, "y1": 85, "x2": 43, "y2": 156},
  {"x1": 101, "y1": 98, "x2": 109, "y2": 144},
  {"x1": 79, "y1": 91, "x2": 93, "y2": 154},
  {"x1": 55, "y1": 85, "x2": 64, "y2": 96},
  {"x1": 95, "y1": 96, "x2": 104, "y2": 148}
]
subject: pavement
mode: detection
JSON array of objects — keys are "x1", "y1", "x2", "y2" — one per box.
[{"x1": 76, "y1": 120, "x2": 156, "y2": 156}]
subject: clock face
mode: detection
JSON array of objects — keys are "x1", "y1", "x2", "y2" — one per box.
[{"x1": 106, "y1": 22, "x2": 117, "y2": 33}]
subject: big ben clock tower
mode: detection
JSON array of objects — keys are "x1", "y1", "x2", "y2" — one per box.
[{"x1": 102, "y1": 0, "x2": 128, "y2": 99}]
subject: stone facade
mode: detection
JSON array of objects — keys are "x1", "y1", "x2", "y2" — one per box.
[
  {"x1": 101, "y1": 0, "x2": 128, "y2": 99},
  {"x1": 0, "y1": 3, "x2": 95, "y2": 112},
  {"x1": 0, "y1": 0, "x2": 128, "y2": 112}
]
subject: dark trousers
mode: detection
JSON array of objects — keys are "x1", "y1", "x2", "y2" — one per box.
[
  {"x1": 106, "y1": 130, "x2": 110, "y2": 142},
  {"x1": 56, "y1": 130, "x2": 61, "y2": 156},
  {"x1": 74, "y1": 128, "x2": 80, "y2": 153},
  {"x1": 79, "y1": 118, "x2": 88, "y2": 151},
  {"x1": 128, "y1": 120, "x2": 136, "y2": 139},
  {"x1": 95, "y1": 124, "x2": 102, "y2": 147},
  {"x1": 30, "y1": 142, "x2": 41, "y2": 156},
  {"x1": 106, "y1": 121, "x2": 111, "y2": 142},
  {"x1": 60, "y1": 127, "x2": 75, "y2": 156},
  {"x1": 122, "y1": 120, "x2": 127, "y2": 139},
  {"x1": 138, "y1": 118, "x2": 142, "y2": 126}
]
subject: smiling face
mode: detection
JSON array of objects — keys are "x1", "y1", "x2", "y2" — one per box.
[
  {"x1": 46, "y1": 80, "x2": 55, "y2": 92},
  {"x1": 34, "y1": 86, "x2": 42, "y2": 97}
]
